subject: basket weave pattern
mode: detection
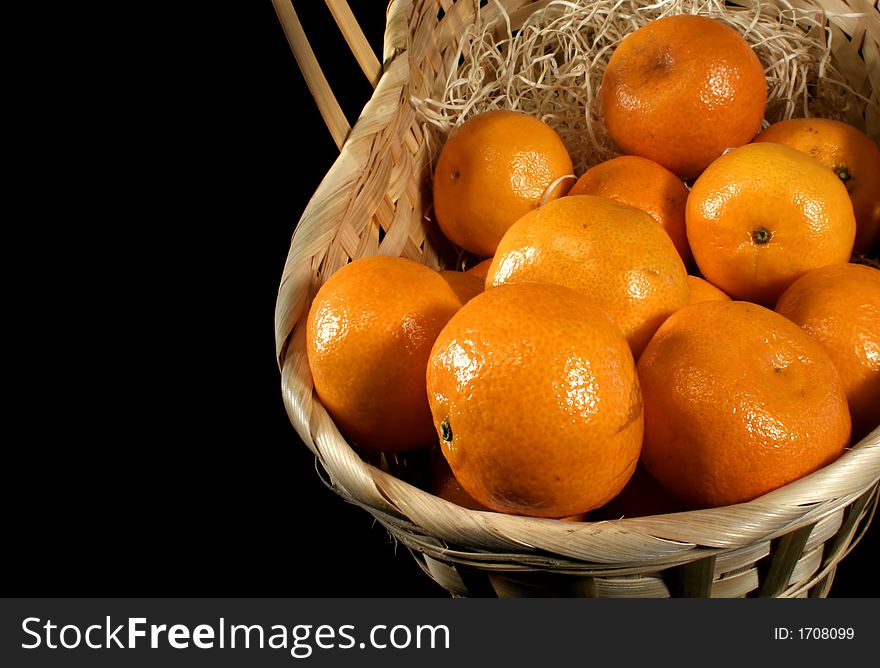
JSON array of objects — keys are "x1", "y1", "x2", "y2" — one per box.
[{"x1": 275, "y1": 0, "x2": 880, "y2": 597}]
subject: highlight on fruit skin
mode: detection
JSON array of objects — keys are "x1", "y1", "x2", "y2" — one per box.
[
  {"x1": 686, "y1": 142, "x2": 856, "y2": 306},
  {"x1": 754, "y1": 117, "x2": 880, "y2": 254},
  {"x1": 426, "y1": 281, "x2": 643, "y2": 518},
  {"x1": 305, "y1": 255, "x2": 463, "y2": 452},
  {"x1": 637, "y1": 300, "x2": 851, "y2": 510}
]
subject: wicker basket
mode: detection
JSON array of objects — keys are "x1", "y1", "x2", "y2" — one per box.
[{"x1": 273, "y1": 0, "x2": 880, "y2": 597}]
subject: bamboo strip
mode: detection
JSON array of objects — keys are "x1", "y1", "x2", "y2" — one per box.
[
  {"x1": 665, "y1": 556, "x2": 717, "y2": 597},
  {"x1": 758, "y1": 524, "x2": 816, "y2": 597},
  {"x1": 325, "y1": 0, "x2": 383, "y2": 87},
  {"x1": 712, "y1": 568, "x2": 760, "y2": 598},
  {"x1": 271, "y1": 0, "x2": 350, "y2": 148}
]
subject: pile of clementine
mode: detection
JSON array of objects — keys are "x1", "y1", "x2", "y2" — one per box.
[{"x1": 305, "y1": 13, "x2": 880, "y2": 520}]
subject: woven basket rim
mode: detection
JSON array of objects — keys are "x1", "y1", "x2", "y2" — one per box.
[{"x1": 274, "y1": 0, "x2": 880, "y2": 569}]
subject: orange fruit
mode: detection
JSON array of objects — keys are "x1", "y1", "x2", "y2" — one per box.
[
  {"x1": 569, "y1": 155, "x2": 692, "y2": 266},
  {"x1": 465, "y1": 257, "x2": 494, "y2": 282},
  {"x1": 430, "y1": 449, "x2": 492, "y2": 511},
  {"x1": 439, "y1": 269, "x2": 484, "y2": 305},
  {"x1": 432, "y1": 110, "x2": 574, "y2": 257},
  {"x1": 754, "y1": 117, "x2": 880, "y2": 254},
  {"x1": 600, "y1": 15, "x2": 767, "y2": 179},
  {"x1": 426, "y1": 282, "x2": 643, "y2": 518},
  {"x1": 430, "y1": 456, "x2": 587, "y2": 519},
  {"x1": 306, "y1": 255, "x2": 462, "y2": 452},
  {"x1": 775, "y1": 263, "x2": 880, "y2": 442},
  {"x1": 686, "y1": 275, "x2": 731, "y2": 305},
  {"x1": 686, "y1": 142, "x2": 856, "y2": 305},
  {"x1": 638, "y1": 300, "x2": 851, "y2": 509},
  {"x1": 487, "y1": 195, "x2": 689, "y2": 357}
]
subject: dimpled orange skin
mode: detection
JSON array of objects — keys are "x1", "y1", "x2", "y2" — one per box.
[
  {"x1": 430, "y1": 449, "x2": 492, "y2": 511},
  {"x1": 600, "y1": 15, "x2": 766, "y2": 179},
  {"x1": 569, "y1": 155, "x2": 693, "y2": 267},
  {"x1": 487, "y1": 195, "x2": 689, "y2": 357},
  {"x1": 426, "y1": 282, "x2": 643, "y2": 518},
  {"x1": 306, "y1": 256, "x2": 463, "y2": 452},
  {"x1": 432, "y1": 110, "x2": 574, "y2": 257},
  {"x1": 686, "y1": 142, "x2": 856, "y2": 306},
  {"x1": 430, "y1": 448, "x2": 587, "y2": 520},
  {"x1": 754, "y1": 118, "x2": 880, "y2": 253},
  {"x1": 638, "y1": 300, "x2": 851, "y2": 509},
  {"x1": 686, "y1": 275, "x2": 731, "y2": 305},
  {"x1": 775, "y1": 263, "x2": 880, "y2": 442}
]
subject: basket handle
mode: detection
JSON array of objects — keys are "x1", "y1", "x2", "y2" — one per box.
[{"x1": 272, "y1": 0, "x2": 383, "y2": 150}]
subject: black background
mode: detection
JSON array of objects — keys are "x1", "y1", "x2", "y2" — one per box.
[{"x1": 9, "y1": 1, "x2": 875, "y2": 599}]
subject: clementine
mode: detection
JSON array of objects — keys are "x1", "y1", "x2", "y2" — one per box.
[
  {"x1": 306, "y1": 255, "x2": 462, "y2": 451},
  {"x1": 439, "y1": 269, "x2": 484, "y2": 304},
  {"x1": 487, "y1": 195, "x2": 689, "y2": 357},
  {"x1": 754, "y1": 117, "x2": 880, "y2": 253},
  {"x1": 775, "y1": 262, "x2": 880, "y2": 441},
  {"x1": 430, "y1": 451, "x2": 587, "y2": 520},
  {"x1": 465, "y1": 257, "x2": 494, "y2": 281},
  {"x1": 686, "y1": 275, "x2": 731, "y2": 305},
  {"x1": 600, "y1": 14, "x2": 767, "y2": 179},
  {"x1": 430, "y1": 448, "x2": 492, "y2": 511},
  {"x1": 638, "y1": 300, "x2": 851, "y2": 509},
  {"x1": 686, "y1": 142, "x2": 856, "y2": 305},
  {"x1": 432, "y1": 110, "x2": 574, "y2": 257},
  {"x1": 569, "y1": 155, "x2": 692, "y2": 266},
  {"x1": 426, "y1": 282, "x2": 643, "y2": 518}
]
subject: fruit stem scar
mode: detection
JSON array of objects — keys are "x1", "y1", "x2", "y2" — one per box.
[
  {"x1": 660, "y1": 51, "x2": 672, "y2": 70},
  {"x1": 440, "y1": 418, "x2": 453, "y2": 442},
  {"x1": 834, "y1": 166, "x2": 851, "y2": 183},
  {"x1": 752, "y1": 227, "x2": 772, "y2": 245}
]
